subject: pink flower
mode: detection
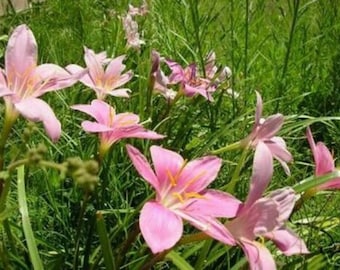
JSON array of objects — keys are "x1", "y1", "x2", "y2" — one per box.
[
  {"x1": 0, "y1": 24, "x2": 79, "y2": 141},
  {"x1": 151, "y1": 50, "x2": 176, "y2": 101},
  {"x1": 126, "y1": 144, "x2": 241, "y2": 253},
  {"x1": 166, "y1": 60, "x2": 215, "y2": 101},
  {"x1": 241, "y1": 91, "x2": 292, "y2": 174},
  {"x1": 121, "y1": 14, "x2": 145, "y2": 50},
  {"x1": 204, "y1": 51, "x2": 232, "y2": 83},
  {"x1": 225, "y1": 142, "x2": 309, "y2": 270},
  {"x1": 66, "y1": 47, "x2": 133, "y2": 100},
  {"x1": 72, "y1": 100, "x2": 164, "y2": 153},
  {"x1": 306, "y1": 127, "x2": 340, "y2": 190},
  {"x1": 128, "y1": 0, "x2": 148, "y2": 16}
]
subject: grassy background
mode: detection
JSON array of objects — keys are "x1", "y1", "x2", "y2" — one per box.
[{"x1": 0, "y1": 0, "x2": 340, "y2": 269}]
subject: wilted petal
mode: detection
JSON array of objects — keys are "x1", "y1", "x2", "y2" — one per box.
[
  {"x1": 177, "y1": 156, "x2": 222, "y2": 193},
  {"x1": 126, "y1": 144, "x2": 159, "y2": 192},
  {"x1": 241, "y1": 238, "x2": 276, "y2": 270},
  {"x1": 266, "y1": 188, "x2": 296, "y2": 224},
  {"x1": 5, "y1": 24, "x2": 37, "y2": 78},
  {"x1": 245, "y1": 141, "x2": 273, "y2": 207},
  {"x1": 15, "y1": 98, "x2": 61, "y2": 141},
  {"x1": 140, "y1": 202, "x2": 183, "y2": 253},
  {"x1": 183, "y1": 189, "x2": 241, "y2": 218},
  {"x1": 263, "y1": 229, "x2": 309, "y2": 256}
]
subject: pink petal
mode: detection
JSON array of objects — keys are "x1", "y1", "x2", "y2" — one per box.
[
  {"x1": 5, "y1": 25, "x2": 37, "y2": 79},
  {"x1": 111, "y1": 71, "x2": 134, "y2": 89},
  {"x1": 175, "y1": 209, "x2": 236, "y2": 246},
  {"x1": 15, "y1": 98, "x2": 61, "y2": 141},
  {"x1": 71, "y1": 99, "x2": 110, "y2": 124},
  {"x1": 123, "y1": 130, "x2": 165, "y2": 140},
  {"x1": 241, "y1": 238, "x2": 276, "y2": 270},
  {"x1": 81, "y1": 121, "x2": 113, "y2": 133},
  {"x1": 266, "y1": 188, "x2": 296, "y2": 224},
  {"x1": 318, "y1": 177, "x2": 340, "y2": 190},
  {"x1": 139, "y1": 201, "x2": 183, "y2": 253},
  {"x1": 264, "y1": 137, "x2": 292, "y2": 175},
  {"x1": 104, "y1": 55, "x2": 126, "y2": 77},
  {"x1": 256, "y1": 114, "x2": 284, "y2": 140},
  {"x1": 254, "y1": 91, "x2": 263, "y2": 126},
  {"x1": 66, "y1": 64, "x2": 95, "y2": 89},
  {"x1": 177, "y1": 156, "x2": 222, "y2": 193},
  {"x1": 263, "y1": 229, "x2": 309, "y2": 256},
  {"x1": 107, "y1": 88, "x2": 131, "y2": 98},
  {"x1": 245, "y1": 142, "x2": 273, "y2": 207},
  {"x1": 183, "y1": 189, "x2": 241, "y2": 218},
  {"x1": 126, "y1": 144, "x2": 160, "y2": 192},
  {"x1": 165, "y1": 60, "x2": 184, "y2": 83},
  {"x1": 84, "y1": 47, "x2": 104, "y2": 82},
  {"x1": 150, "y1": 146, "x2": 184, "y2": 192},
  {"x1": 315, "y1": 142, "x2": 335, "y2": 175}
]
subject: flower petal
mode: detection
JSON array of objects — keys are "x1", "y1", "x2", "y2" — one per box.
[
  {"x1": 245, "y1": 141, "x2": 273, "y2": 207},
  {"x1": 150, "y1": 146, "x2": 184, "y2": 191},
  {"x1": 107, "y1": 88, "x2": 131, "y2": 98},
  {"x1": 183, "y1": 189, "x2": 241, "y2": 218},
  {"x1": 139, "y1": 201, "x2": 183, "y2": 253},
  {"x1": 256, "y1": 114, "x2": 284, "y2": 140},
  {"x1": 241, "y1": 238, "x2": 276, "y2": 270},
  {"x1": 263, "y1": 228, "x2": 309, "y2": 256},
  {"x1": 15, "y1": 97, "x2": 61, "y2": 141},
  {"x1": 84, "y1": 47, "x2": 104, "y2": 82},
  {"x1": 66, "y1": 64, "x2": 95, "y2": 89},
  {"x1": 71, "y1": 99, "x2": 110, "y2": 124},
  {"x1": 81, "y1": 121, "x2": 113, "y2": 133},
  {"x1": 177, "y1": 156, "x2": 222, "y2": 193},
  {"x1": 315, "y1": 142, "x2": 335, "y2": 175},
  {"x1": 175, "y1": 209, "x2": 236, "y2": 245},
  {"x1": 5, "y1": 24, "x2": 37, "y2": 78},
  {"x1": 126, "y1": 144, "x2": 159, "y2": 192}
]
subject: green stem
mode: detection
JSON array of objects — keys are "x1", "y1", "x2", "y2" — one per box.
[
  {"x1": 73, "y1": 192, "x2": 90, "y2": 270},
  {"x1": 0, "y1": 105, "x2": 18, "y2": 171},
  {"x1": 210, "y1": 141, "x2": 242, "y2": 155},
  {"x1": 96, "y1": 211, "x2": 116, "y2": 270},
  {"x1": 224, "y1": 146, "x2": 249, "y2": 193},
  {"x1": 17, "y1": 165, "x2": 44, "y2": 270}
]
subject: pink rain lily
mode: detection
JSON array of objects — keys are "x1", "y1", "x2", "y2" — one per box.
[
  {"x1": 128, "y1": 0, "x2": 148, "y2": 16},
  {"x1": 121, "y1": 14, "x2": 145, "y2": 50},
  {"x1": 225, "y1": 142, "x2": 309, "y2": 270},
  {"x1": 151, "y1": 50, "x2": 176, "y2": 101},
  {"x1": 0, "y1": 24, "x2": 79, "y2": 141},
  {"x1": 126, "y1": 144, "x2": 242, "y2": 253},
  {"x1": 306, "y1": 127, "x2": 340, "y2": 190},
  {"x1": 241, "y1": 91, "x2": 292, "y2": 174},
  {"x1": 66, "y1": 47, "x2": 133, "y2": 100},
  {"x1": 72, "y1": 99, "x2": 164, "y2": 154},
  {"x1": 166, "y1": 60, "x2": 216, "y2": 101}
]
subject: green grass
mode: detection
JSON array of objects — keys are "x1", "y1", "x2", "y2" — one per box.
[{"x1": 0, "y1": 0, "x2": 340, "y2": 269}]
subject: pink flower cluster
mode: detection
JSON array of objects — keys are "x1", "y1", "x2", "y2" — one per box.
[
  {"x1": 1, "y1": 23, "x2": 339, "y2": 270},
  {"x1": 151, "y1": 50, "x2": 234, "y2": 102}
]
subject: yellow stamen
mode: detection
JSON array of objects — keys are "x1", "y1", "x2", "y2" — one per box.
[
  {"x1": 258, "y1": 236, "x2": 265, "y2": 245},
  {"x1": 172, "y1": 192, "x2": 185, "y2": 203},
  {"x1": 185, "y1": 192, "x2": 205, "y2": 200},
  {"x1": 166, "y1": 169, "x2": 177, "y2": 186}
]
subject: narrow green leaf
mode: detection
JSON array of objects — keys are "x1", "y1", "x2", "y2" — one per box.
[
  {"x1": 96, "y1": 211, "x2": 116, "y2": 270},
  {"x1": 166, "y1": 250, "x2": 194, "y2": 270},
  {"x1": 293, "y1": 171, "x2": 340, "y2": 193},
  {"x1": 17, "y1": 165, "x2": 44, "y2": 270}
]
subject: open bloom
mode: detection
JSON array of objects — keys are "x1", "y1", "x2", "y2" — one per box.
[
  {"x1": 66, "y1": 47, "x2": 133, "y2": 100},
  {"x1": 306, "y1": 127, "x2": 340, "y2": 190},
  {"x1": 72, "y1": 100, "x2": 164, "y2": 154},
  {"x1": 0, "y1": 24, "x2": 79, "y2": 141},
  {"x1": 128, "y1": 0, "x2": 148, "y2": 16},
  {"x1": 241, "y1": 91, "x2": 292, "y2": 174},
  {"x1": 126, "y1": 145, "x2": 241, "y2": 253},
  {"x1": 151, "y1": 50, "x2": 176, "y2": 101},
  {"x1": 225, "y1": 142, "x2": 309, "y2": 270},
  {"x1": 166, "y1": 60, "x2": 215, "y2": 101}
]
